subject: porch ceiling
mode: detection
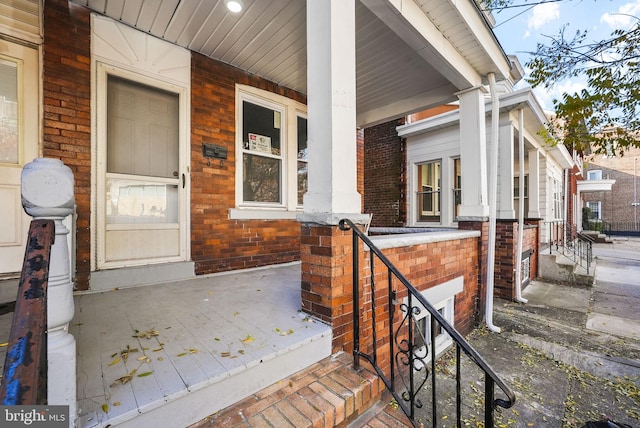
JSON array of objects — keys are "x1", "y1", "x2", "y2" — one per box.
[{"x1": 72, "y1": 0, "x2": 510, "y2": 127}]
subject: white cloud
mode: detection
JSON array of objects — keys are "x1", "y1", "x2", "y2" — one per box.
[
  {"x1": 527, "y1": 3, "x2": 560, "y2": 31},
  {"x1": 601, "y1": 0, "x2": 640, "y2": 29},
  {"x1": 532, "y1": 79, "x2": 587, "y2": 111}
]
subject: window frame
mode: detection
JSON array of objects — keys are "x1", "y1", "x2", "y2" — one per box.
[
  {"x1": 233, "y1": 85, "x2": 307, "y2": 219},
  {"x1": 514, "y1": 175, "x2": 529, "y2": 218},
  {"x1": 587, "y1": 201, "x2": 602, "y2": 220},
  {"x1": 587, "y1": 170, "x2": 602, "y2": 180}
]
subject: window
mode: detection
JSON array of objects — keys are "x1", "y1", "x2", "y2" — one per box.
[
  {"x1": 0, "y1": 58, "x2": 18, "y2": 164},
  {"x1": 587, "y1": 170, "x2": 602, "y2": 180},
  {"x1": 417, "y1": 160, "x2": 441, "y2": 221},
  {"x1": 552, "y1": 177, "x2": 563, "y2": 220},
  {"x1": 514, "y1": 175, "x2": 529, "y2": 218},
  {"x1": 236, "y1": 86, "x2": 307, "y2": 215},
  {"x1": 241, "y1": 100, "x2": 283, "y2": 204},
  {"x1": 453, "y1": 158, "x2": 461, "y2": 219},
  {"x1": 412, "y1": 297, "x2": 454, "y2": 368},
  {"x1": 297, "y1": 115, "x2": 308, "y2": 206},
  {"x1": 587, "y1": 201, "x2": 601, "y2": 220}
]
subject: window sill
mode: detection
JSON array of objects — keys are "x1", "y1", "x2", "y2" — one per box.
[{"x1": 229, "y1": 208, "x2": 300, "y2": 220}]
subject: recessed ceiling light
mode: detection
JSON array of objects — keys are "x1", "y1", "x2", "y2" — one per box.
[{"x1": 225, "y1": 0, "x2": 243, "y2": 13}]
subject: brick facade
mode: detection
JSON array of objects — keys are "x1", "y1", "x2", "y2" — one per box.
[
  {"x1": 494, "y1": 220, "x2": 539, "y2": 300},
  {"x1": 583, "y1": 146, "x2": 640, "y2": 226},
  {"x1": 43, "y1": 0, "x2": 92, "y2": 289},
  {"x1": 300, "y1": 224, "x2": 480, "y2": 372},
  {"x1": 190, "y1": 53, "x2": 305, "y2": 275},
  {"x1": 42, "y1": 1, "x2": 309, "y2": 289},
  {"x1": 363, "y1": 119, "x2": 406, "y2": 227}
]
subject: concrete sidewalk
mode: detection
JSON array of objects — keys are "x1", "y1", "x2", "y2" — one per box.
[{"x1": 483, "y1": 237, "x2": 640, "y2": 427}]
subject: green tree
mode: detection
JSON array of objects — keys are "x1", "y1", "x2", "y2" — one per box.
[{"x1": 482, "y1": 0, "x2": 640, "y2": 155}]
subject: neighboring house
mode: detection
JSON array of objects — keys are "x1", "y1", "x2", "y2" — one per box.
[
  {"x1": 0, "y1": 0, "x2": 522, "y2": 426},
  {"x1": 364, "y1": 62, "x2": 575, "y2": 301},
  {"x1": 582, "y1": 146, "x2": 639, "y2": 234}
]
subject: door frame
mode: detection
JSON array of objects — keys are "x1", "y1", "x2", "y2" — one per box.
[
  {"x1": 0, "y1": 41, "x2": 40, "y2": 276},
  {"x1": 93, "y1": 61, "x2": 190, "y2": 270}
]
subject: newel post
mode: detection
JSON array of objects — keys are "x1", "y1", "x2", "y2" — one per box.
[{"x1": 22, "y1": 158, "x2": 77, "y2": 427}]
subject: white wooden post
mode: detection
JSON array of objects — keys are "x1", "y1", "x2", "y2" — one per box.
[{"x1": 21, "y1": 158, "x2": 76, "y2": 427}]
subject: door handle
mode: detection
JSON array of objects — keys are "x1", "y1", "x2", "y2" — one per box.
[{"x1": 182, "y1": 173, "x2": 185, "y2": 189}]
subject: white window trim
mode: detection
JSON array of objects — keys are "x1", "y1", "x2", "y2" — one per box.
[
  {"x1": 404, "y1": 276, "x2": 463, "y2": 367},
  {"x1": 587, "y1": 201, "x2": 602, "y2": 220},
  {"x1": 409, "y1": 155, "x2": 458, "y2": 227},
  {"x1": 587, "y1": 169, "x2": 602, "y2": 180},
  {"x1": 233, "y1": 85, "x2": 306, "y2": 219}
]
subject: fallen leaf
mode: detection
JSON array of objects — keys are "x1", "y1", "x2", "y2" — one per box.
[
  {"x1": 188, "y1": 348, "x2": 198, "y2": 354},
  {"x1": 242, "y1": 335, "x2": 255, "y2": 343},
  {"x1": 138, "y1": 371, "x2": 153, "y2": 377},
  {"x1": 113, "y1": 402, "x2": 120, "y2": 407},
  {"x1": 177, "y1": 352, "x2": 187, "y2": 357},
  {"x1": 108, "y1": 357, "x2": 121, "y2": 366},
  {"x1": 101, "y1": 404, "x2": 108, "y2": 413},
  {"x1": 221, "y1": 352, "x2": 231, "y2": 357},
  {"x1": 157, "y1": 357, "x2": 163, "y2": 361},
  {"x1": 0, "y1": 342, "x2": 8, "y2": 347}
]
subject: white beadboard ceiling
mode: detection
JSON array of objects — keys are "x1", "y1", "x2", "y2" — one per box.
[{"x1": 70, "y1": 0, "x2": 510, "y2": 127}]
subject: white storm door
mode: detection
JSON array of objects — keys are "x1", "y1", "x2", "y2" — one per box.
[
  {"x1": 98, "y1": 71, "x2": 187, "y2": 269},
  {"x1": 0, "y1": 43, "x2": 39, "y2": 276}
]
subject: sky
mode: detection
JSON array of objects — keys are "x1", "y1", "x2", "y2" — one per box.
[{"x1": 491, "y1": 0, "x2": 640, "y2": 112}]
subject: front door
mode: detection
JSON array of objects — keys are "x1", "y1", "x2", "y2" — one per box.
[
  {"x1": 96, "y1": 66, "x2": 188, "y2": 269},
  {"x1": 0, "y1": 42, "x2": 39, "y2": 276}
]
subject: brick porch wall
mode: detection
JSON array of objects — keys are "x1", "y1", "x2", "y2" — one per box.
[
  {"x1": 43, "y1": 0, "x2": 92, "y2": 289},
  {"x1": 494, "y1": 220, "x2": 539, "y2": 300},
  {"x1": 300, "y1": 225, "x2": 480, "y2": 376},
  {"x1": 458, "y1": 221, "x2": 488, "y2": 322}
]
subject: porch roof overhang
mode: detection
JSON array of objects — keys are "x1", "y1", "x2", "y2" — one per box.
[
  {"x1": 577, "y1": 179, "x2": 616, "y2": 193},
  {"x1": 70, "y1": 0, "x2": 512, "y2": 128}
]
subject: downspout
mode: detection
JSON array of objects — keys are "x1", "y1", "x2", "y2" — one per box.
[
  {"x1": 486, "y1": 73, "x2": 501, "y2": 332},
  {"x1": 514, "y1": 108, "x2": 528, "y2": 303}
]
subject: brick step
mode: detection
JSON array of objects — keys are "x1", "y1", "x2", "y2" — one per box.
[{"x1": 190, "y1": 352, "x2": 393, "y2": 428}]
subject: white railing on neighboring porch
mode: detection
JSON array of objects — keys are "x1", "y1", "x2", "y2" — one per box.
[{"x1": 21, "y1": 158, "x2": 77, "y2": 427}]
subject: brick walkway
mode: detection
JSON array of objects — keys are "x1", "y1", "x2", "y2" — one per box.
[{"x1": 189, "y1": 352, "x2": 412, "y2": 427}]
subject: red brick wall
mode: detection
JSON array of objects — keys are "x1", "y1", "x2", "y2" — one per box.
[
  {"x1": 363, "y1": 119, "x2": 406, "y2": 227},
  {"x1": 42, "y1": 1, "x2": 309, "y2": 288},
  {"x1": 362, "y1": 236, "x2": 480, "y2": 377},
  {"x1": 190, "y1": 53, "x2": 306, "y2": 274},
  {"x1": 458, "y1": 221, "x2": 488, "y2": 320},
  {"x1": 43, "y1": 0, "x2": 92, "y2": 289},
  {"x1": 494, "y1": 220, "x2": 539, "y2": 300},
  {"x1": 300, "y1": 225, "x2": 480, "y2": 374},
  {"x1": 300, "y1": 224, "x2": 355, "y2": 353},
  {"x1": 583, "y1": 146, "x2": 640, "y2": 225}
]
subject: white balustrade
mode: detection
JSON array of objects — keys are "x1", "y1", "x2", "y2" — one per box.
[{"x1": 21, "y1": 158, "x2": 77, "y2": 427}]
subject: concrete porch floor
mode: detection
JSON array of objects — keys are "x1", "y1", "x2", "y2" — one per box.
[{"x1": 70, "y1": 262, "x2": 333, "y2": 428}]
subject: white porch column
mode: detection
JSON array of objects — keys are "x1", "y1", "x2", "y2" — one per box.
[
  {"x1": 457, "y1": 87, "x2": 489, "y2": 219},
  {"x1": 497, "y1": 122, "x2": 514, "y2": 219},
  {"x1": 302, "y1": 0, "x2": 362, "y2": 221},
  {"x1": 21, "y1": 158, "x2": 76, "y2": 427},
  {"x1": 528, "y1": 149, "x2": 541, "y2": 218}
]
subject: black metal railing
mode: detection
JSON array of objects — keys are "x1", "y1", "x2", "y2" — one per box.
[
  {"x1": 585, "y1": 220, "x2": 640, "y2": 236},
  {"x1": 545, "y1": 220, "x2": 594, "y2": 274},
  {"x1": 0, "y1": 219, "x2": 54, "y2": 405},
  {"x1": 339, "y1": 219, "x2": 515, "y2": 428}
]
